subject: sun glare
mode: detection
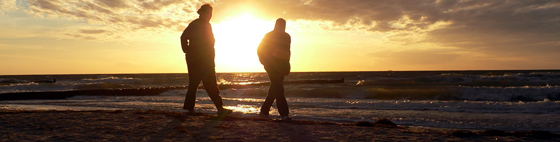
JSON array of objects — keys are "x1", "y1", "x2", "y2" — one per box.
[{"x1": 213, "y1": 14, "x2": 274, "y2": 72}]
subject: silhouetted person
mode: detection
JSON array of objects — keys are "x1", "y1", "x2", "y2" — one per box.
[
  {"x1": 258, "y1": 18, "x2": 291, "y2": 120},
  {"x1": 180, "y1": 4, "x2": 232, "y2": 115}
]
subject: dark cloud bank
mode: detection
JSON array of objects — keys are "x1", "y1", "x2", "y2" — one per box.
[{"x1": 256, "y1": 0, "x2": 560, "y2": 68}]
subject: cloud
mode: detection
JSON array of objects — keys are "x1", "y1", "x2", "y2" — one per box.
[
  {"x1": 18, "y1": 0, "x2": 560, "y2": 66},
  {"x1": 139, "y1": 0, "x2": 184, "y2": 11},
  {"x1": 422, "y1": 0, "x2": 560, "y2": 62},
  {"x1": 261, "y1": 0, "x2": 559, "y2": 67},
  {"x1": 23, "y1": 0, "x2": 453, "y2": 40},
  {"x1": 0, "y1": 0, "x2": 19, "y2": 11},
  {"x1": 97, "y1": 0, "x2": 130, "y2": 9},
  {"x1": 19, "y1": 0, "x2": 560, "y2": 37},
  {"x1": 214, "y1": 0, "x2": 454, "y2": 32},
  {"x1": 65, "y1": 33, "x2": 97, "y2": 40},
  {"x1": 0, "y1": 0, "x2": 19, "y2": 16},
  {"x1": 24, "y1": 0, "x2": 211, "y2": 40},
  {"x1": 251, "y1": 0, "x2": 559, "y2": 35},
  {"x1": 80, "y1": 29, "x2": 108, "y2": 34}
]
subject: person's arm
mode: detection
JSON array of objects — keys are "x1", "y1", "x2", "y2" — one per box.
[
  {"x1": 287, "y1": 34, "x2": 291, "y2": 62},
  {"x1": 180, "y1": 24, "x2": 193, "y2": 54},
  {"x1": 257, "y1": 34, "x2": 269, "y2": 65},
  {"x1": 286, "y1": 33, "x2": 292, "y2": 75}
]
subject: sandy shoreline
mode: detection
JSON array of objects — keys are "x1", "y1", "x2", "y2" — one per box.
[{"x1": 0, "y1": 110, "x2": 558, "y2": 141}]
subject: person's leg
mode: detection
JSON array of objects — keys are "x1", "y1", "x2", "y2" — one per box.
[
  {"x1": 201, "y1": 70, "x2": 225, "y2": 111},
  {"x1": 184, "y1": 72, "x2": 202, "y2": 111},
  {"x1": 270, "y1": 73, "x2": 289, "y2": 117},
  {"x1": 260, "y1": 88, "x2": 275, "y2": 115},
  {"x1": 260, "y1": 71, "x2": 279, "y2": 115}
]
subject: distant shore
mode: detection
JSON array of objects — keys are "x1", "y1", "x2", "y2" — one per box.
[{"x1": 1, "y1": 110, "x2": 558, "y2": 141}]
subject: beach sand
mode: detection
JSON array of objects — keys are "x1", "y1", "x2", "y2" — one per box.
[{"x1": 0, "y1": 110, "x2": 557, "y2": 141}]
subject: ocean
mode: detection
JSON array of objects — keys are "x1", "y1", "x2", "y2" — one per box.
[{"x1": 1, "y1": 70, "x2": 559, "y2": 132}]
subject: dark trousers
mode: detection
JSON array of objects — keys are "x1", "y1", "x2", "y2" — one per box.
[
  {"x1": 260, "y1": 72, "x2": 289, "y2": 117},
  {"x1": 183, "y1": 69, "x2": 224, "y2": 111}
]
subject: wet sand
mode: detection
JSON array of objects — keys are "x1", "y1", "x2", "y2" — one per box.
[{"x1": 0, "y1": 110, "x2": 558, "y2": 141}]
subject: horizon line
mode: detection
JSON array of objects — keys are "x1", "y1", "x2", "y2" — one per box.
[{"x1": 2, "y1": 69, "x2": 560, "y2": 76}]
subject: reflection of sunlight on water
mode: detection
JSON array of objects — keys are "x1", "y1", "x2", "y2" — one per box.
[
  {"x1": 218, "y1": 78, "x2": 230, "y2": 84},
  {"x1": 224, "y1": 104, "x2": 260, "y2": 114},
  {"x1": 226, "y1": 98, "x2": 264, "y2": 102}
]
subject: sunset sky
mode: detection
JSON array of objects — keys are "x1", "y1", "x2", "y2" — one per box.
[{"x1": 1, "y1": 0, "x2": 559, "y2": 75}]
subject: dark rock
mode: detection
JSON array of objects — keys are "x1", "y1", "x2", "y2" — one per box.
[
  {"x1": 481, "y1": 129, "x2": 509, "y2": 136},
  {"x1": 451, "y1": 130, "x2": 477, "y2": 137},
  {"x1": 355, "y1": 121, "x2": 374, "y2": 127},
  {"x1": 373, "y1": 118, "x2": 397, "y2": 127}
]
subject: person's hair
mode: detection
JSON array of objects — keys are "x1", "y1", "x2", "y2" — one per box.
[{"x1": 197, "y1": 4, "x2": 213, "y2": 14}]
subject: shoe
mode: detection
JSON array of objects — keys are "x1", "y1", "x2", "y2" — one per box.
[
  {"x1": 217, "y1": 109, "x2": 233, "y2": 115},
  {"x1": 280, "y1": 116, "x2": 292, "y2": 121},
  {"x1": 259, "y1": 113, "x2": 270, "y2": 119}
]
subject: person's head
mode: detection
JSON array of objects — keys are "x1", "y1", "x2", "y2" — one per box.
[
  {"x1": 274, "y1": 18, "x2": 286, "y2": 32},
  {"x1": 197, "y1": 4, "x2": 213, "y2": 22}
]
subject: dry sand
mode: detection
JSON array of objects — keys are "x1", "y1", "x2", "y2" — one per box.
[{"x1": 0, "y1": 110, "x2": 558, "y2": 141}]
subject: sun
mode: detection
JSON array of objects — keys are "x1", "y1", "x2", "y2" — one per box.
[{"x1": 212, "y1": 14, "x2": 274, "y2": 72}]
